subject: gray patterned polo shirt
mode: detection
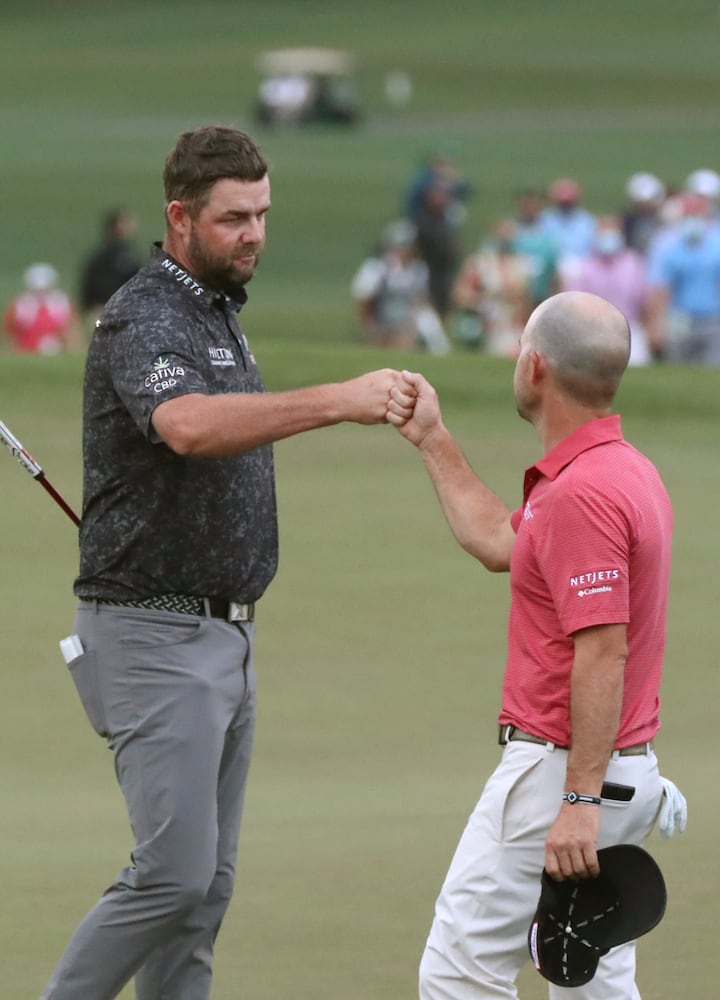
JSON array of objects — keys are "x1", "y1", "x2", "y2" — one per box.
[{"x1": 74, "y1": 244, "x2": 278, "y2": 604}]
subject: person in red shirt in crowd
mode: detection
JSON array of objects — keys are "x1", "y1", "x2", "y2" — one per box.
[
  {"x1": 3, "y1": 263, "x2": 82, "y2": 354},
  {"x1": 386, "y1": 291, "x2": 686, "y2": 1000}
]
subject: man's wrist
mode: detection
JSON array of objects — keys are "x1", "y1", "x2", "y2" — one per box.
[
  {"x1": 563, "y1": 791, "x2": 602, "y2": 806},
  {"x1": 416, "y1": 421, "x2": 449, "y2": 456}
]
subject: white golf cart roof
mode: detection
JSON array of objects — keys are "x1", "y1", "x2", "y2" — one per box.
[{"x1": 256, "y1": 48, "x2": 356, "y2": 77}]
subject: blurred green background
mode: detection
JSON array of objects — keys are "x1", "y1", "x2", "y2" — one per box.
[{"x1": 1, "y1": 1, "x2": 719, "y2": 997}]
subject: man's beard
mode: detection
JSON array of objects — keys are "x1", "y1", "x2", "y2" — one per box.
[{"x1": 187, "y1": 229, "x2": 263, "y2": 299}]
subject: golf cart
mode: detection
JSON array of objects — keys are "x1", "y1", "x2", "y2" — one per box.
[{"x1": 254, "y1": 47, "x2": 360, "y2": 127}]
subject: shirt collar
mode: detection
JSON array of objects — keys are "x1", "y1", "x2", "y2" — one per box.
[
  {"x1": 522, "y1": 415, "x2": 623, "y2": 503},
  {"x1": 150, "y1": 243, "x2": 248, "y2": 311}
]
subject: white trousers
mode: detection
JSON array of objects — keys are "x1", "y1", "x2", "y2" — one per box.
[{"x1": 419, "y1": 741, "x2": 663, "y2": 1000}]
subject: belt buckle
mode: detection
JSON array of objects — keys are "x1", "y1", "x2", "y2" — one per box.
[
  {"x1": 227, "y1": 602, "x2": 250, "y2": 623},
  {"x1": 498, "y1": 724, "x2": 513, "y2": 746}
]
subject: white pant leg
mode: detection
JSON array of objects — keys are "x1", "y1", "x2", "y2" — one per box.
[
  {"x1": 549, "y1": 943, "x2": 640, "y2": 1000},
  {"x1": 420, "y1": 744, "x2": 560, "y2": 1000},
  {"x1": 419, "y1": 744, "x2": 663, "y2": 1000},
  {"x1": 560, "y1": 749, "x2": 662, "y2": 1000}
]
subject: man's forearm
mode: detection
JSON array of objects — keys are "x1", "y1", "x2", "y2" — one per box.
[
  {"x1": 566, "y1": 624, "x2": 627, "y2": 794},
  {"x1": 152, "y1": 370, "x2": 397, "y2": 458},
  {"x1": 418, "y1": 424, "x2": 514, "y2": 571},
  {"x1": 153, "y1": 385, "x2": 348, "y2": 457}
]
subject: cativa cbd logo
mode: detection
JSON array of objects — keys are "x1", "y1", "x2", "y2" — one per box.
[{"x1": 145, "y1": 356, "x2": 186, "y2": 393}]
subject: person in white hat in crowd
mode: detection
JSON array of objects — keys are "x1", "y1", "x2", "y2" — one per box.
[
  {"x1": 2, "y1": 263, "x2": 82, "y2": 354},
  {"x1": 646, "y1": 191, "x2": 720, "y2": 364},
  {"x1": 351, "y1": 219, "x2": 451, "y2": 354},
  {"x1": 685, "y1": 167, "x2": 720, "y2": 212},
  {"x1": 538, "y1": 177, "x2": 597, "y2": 284},
  {"x1": 621, "y1": 172, "x2": 666, "y2": 256},
  {"x1": 649, "y1": 167, "x2": 720, "y2": 267}
]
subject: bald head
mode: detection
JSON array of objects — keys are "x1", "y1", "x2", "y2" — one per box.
[{"x1": 524, "y1": 292, "x2": 631, "y2": 408}]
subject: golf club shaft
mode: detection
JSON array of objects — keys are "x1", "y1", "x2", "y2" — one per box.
[{"x1": 0, "y1": 419, "x2": 81, "y2": 526}]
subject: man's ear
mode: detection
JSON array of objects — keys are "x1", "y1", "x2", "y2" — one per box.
[
  {"x1": 166, "y1": 200, "x2": 190, "y2": 236},
  {"x1": 529, "y1": 350, "x2": 547, "y2": 385}
]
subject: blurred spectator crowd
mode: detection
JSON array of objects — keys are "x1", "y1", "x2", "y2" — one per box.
[
  {"x1": 351, "y1": 156, "x2": 720, "y2": 367},
  {"x1": 2, "y1": 208, "x2": 142, "y2": 356},
  {"x1": 6, "y1": 170, "x2": 720, "y2": 370}
]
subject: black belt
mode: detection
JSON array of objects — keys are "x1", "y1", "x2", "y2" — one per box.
[
  {"x1": 498, "y1": 724, "x2": 653, "y2": 757},
  {"x1": 92, "y1": 594, "x2": 255, "y2": 622}
]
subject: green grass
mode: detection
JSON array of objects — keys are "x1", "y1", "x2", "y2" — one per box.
[
  {"x1": 1, "y1": 2, "x2": 719, "y2": 997},
  {"x1": 1, "y1": 349, "x2": 718, "y2": 999}
]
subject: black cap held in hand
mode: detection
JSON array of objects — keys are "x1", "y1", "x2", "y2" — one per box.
[{"x1": 528, "y1": 845, "x2": 667, "y2": 988}]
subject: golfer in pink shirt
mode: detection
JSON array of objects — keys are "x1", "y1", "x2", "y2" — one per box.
[{"x1": 387, "y1": 291, "x2": 683, "y2": 1000}]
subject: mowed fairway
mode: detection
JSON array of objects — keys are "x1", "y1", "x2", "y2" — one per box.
[
  {"x1": 1, "y1": 350, "x2": 717, "y2": 999},
  {"x1": 1, "y1": 1, "x2": 720, "y2": 997}
]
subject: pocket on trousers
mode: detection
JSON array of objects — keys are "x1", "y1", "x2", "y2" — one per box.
[
  {"x1": 67, "y1": 650, "x2": 108, "y2": 738},
  {"x1": 116, "y1": 614, "x2": 203, "y2": 650}
]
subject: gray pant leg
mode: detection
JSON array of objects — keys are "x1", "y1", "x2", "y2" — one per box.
[
  {"x1": 699, "y1": 317, "x2": 720, "y2": 365},
  {"x1": 135, "y1": 629, "x2": 256, "y2": 1000},
  {"x1": 672, "y1": 315, "x2": 720, "y2": 364},
  {"x1": 41, "y1": 607, "x2": 255, "y2": 1000}
]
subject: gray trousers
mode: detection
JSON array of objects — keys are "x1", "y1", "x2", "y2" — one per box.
[
  {"x1": 666, "y1": 312, "x2": 720, "y2": 365},
  {"x1": 41, "y1": 603, "x2": 256, "y2": 1000}
]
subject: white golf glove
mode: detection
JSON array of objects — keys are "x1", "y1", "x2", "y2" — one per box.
[{"x1": 657, "y1": 776, "x2": 688, "y2": 838}]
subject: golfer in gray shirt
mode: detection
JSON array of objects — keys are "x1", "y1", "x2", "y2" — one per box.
[{"x1": 42, "y1": 124, "x2": 415, "y2": 1000}]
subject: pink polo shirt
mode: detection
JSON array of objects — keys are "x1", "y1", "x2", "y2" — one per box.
[
  {"x1": 563, "y1": 250, "x2": 649, "y2": 326},
  {"x1": 499, "y1": 415, "x2": 672, "y2": 747}
]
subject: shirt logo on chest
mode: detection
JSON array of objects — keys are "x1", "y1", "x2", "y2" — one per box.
[{"x1": 208, "y1": 346, "x2": 236, "y2": 367}]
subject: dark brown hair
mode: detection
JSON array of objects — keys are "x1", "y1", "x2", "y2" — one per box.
[{"x1": 163, "y1": 125, "x2": 268, "y2": 217}]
